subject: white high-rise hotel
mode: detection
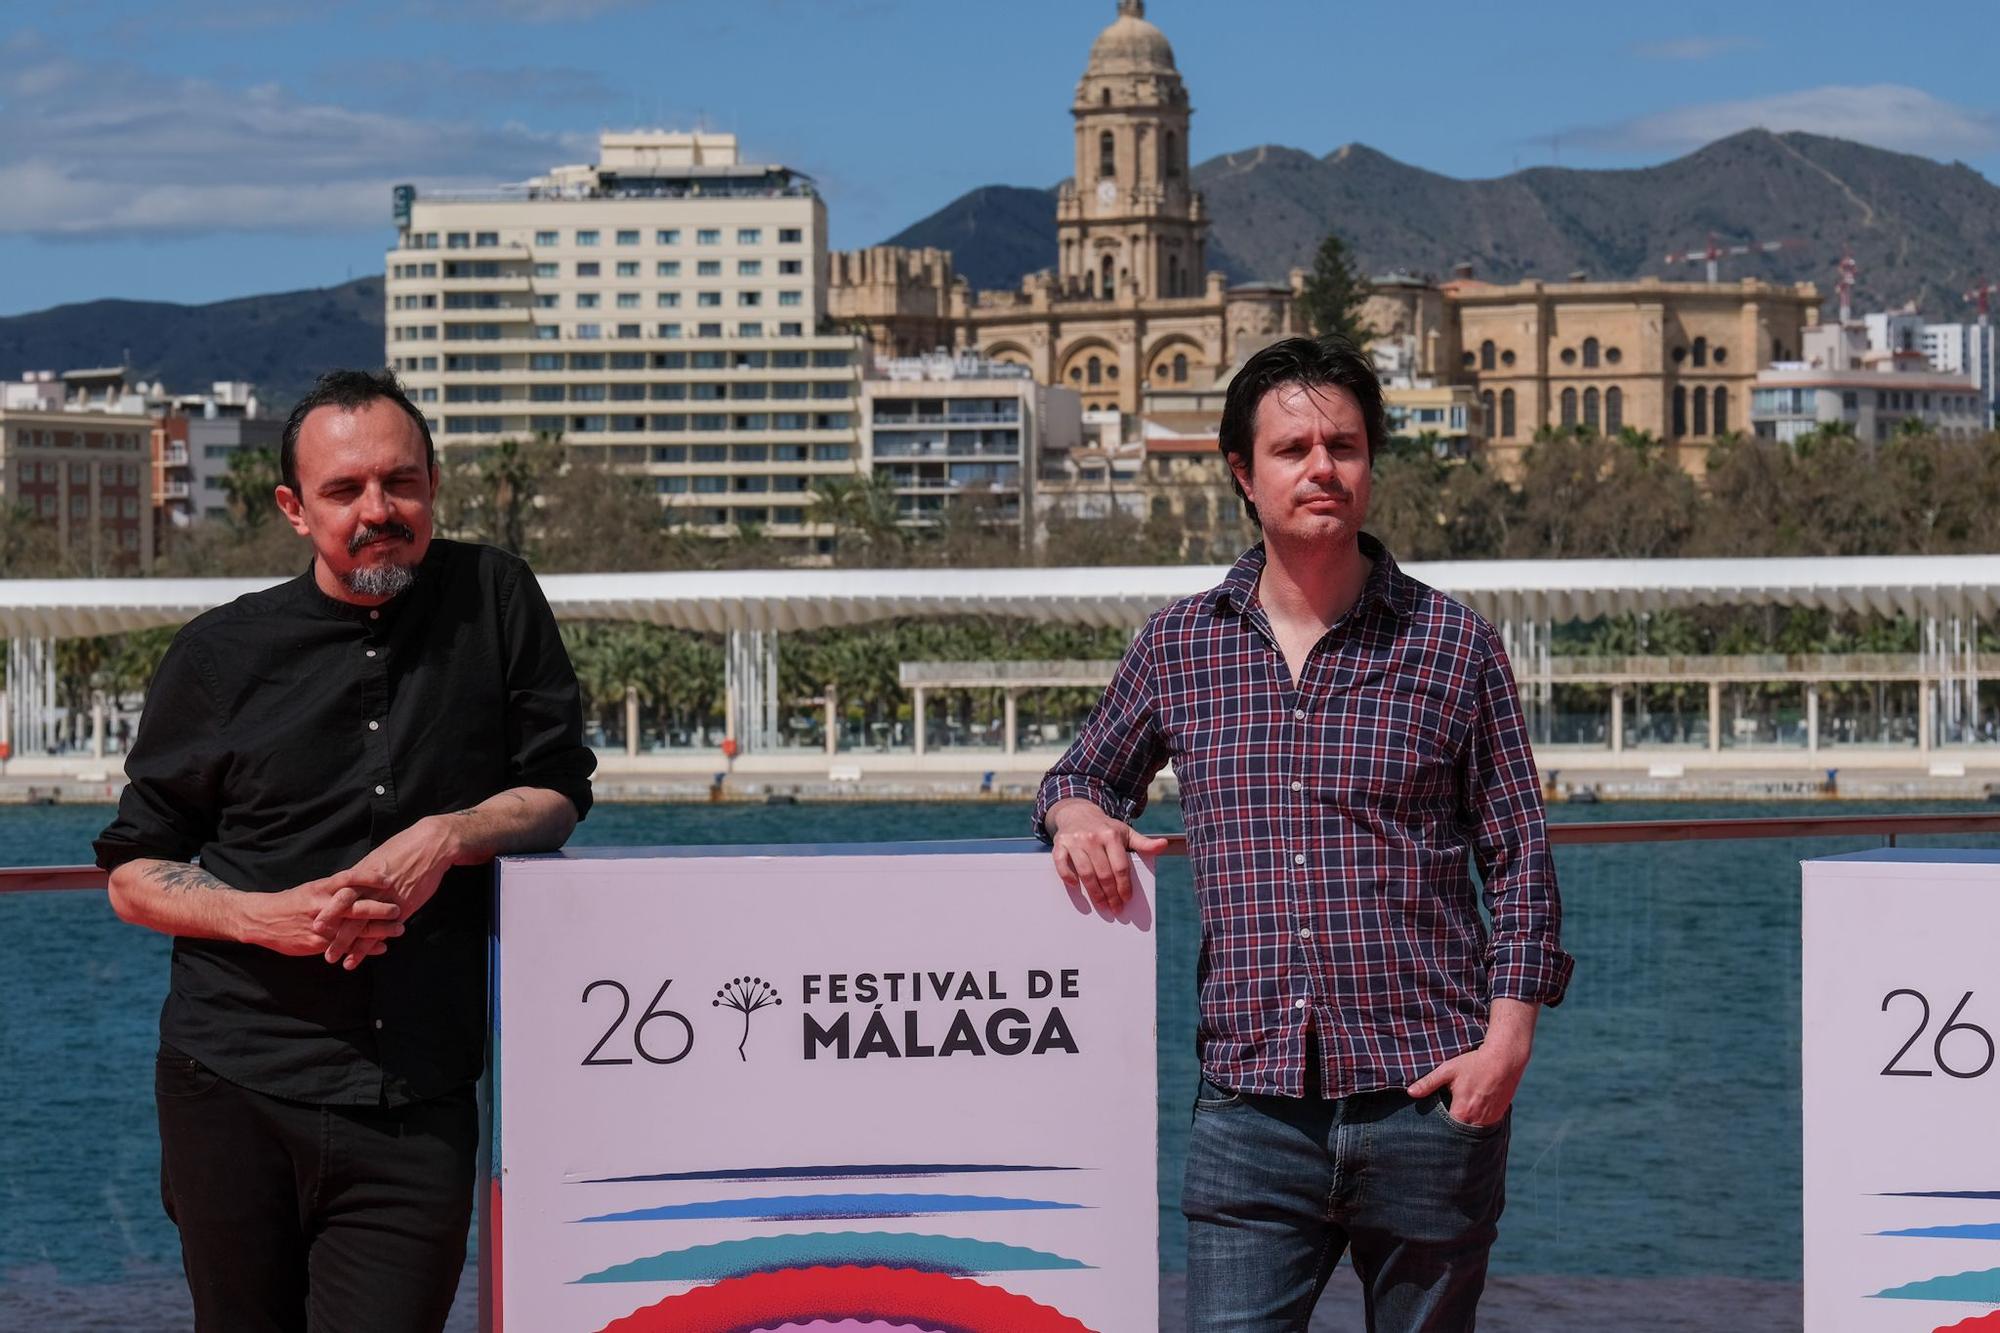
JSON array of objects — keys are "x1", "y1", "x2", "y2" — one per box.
[{"x1": 385, "y1": 132, "x2": 862, "y2": 555}]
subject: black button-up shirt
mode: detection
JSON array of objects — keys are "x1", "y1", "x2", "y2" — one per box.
[{"x1": 94, "y1": 539, "x2": 595, "y2": 1106}]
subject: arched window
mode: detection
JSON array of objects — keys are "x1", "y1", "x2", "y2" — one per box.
[
  {"x1": 1583, "y1": 387, "x2": 1600, "y2": 432},
  {"x1": 1480, "y1": 339, "x2": 1496, "y2": 371},
  {"x1": 1560, "y1": 387, "x2": 1578, "y2": 427},
  {"x1": 1101, "y1": 254, "x2": 1116, "y2": 298},
  {"x1": 1713, "y1": 385, "x2": 1729, "y2": 436},
  {"x1": 1481, "y1": 389, "x2": 1496, "y2": 437},
  {"x1": 1693, "y1": 385, "x2": 1709, "y2": 435},
  {"x1": 1692, "y1": 336, "x2": 1708, "y2": 368},
  {"x1": 1672, "y1": 385, "x2": 1687, "y2": 437},
  {"x1": 1172, "y1": 352, "x2": 1188, "y2": 383},
  {"x1": 1167, "y1": 255, "x2": 1181, "y2": 297},
  {"x1": 1606, "y1": 386, "x2": 1623, "y2": 434},
  {"x1": 1501, "y1": 388, "x2": 1517, "y2": 438},
  {"x1": 1583, "y1": 337, "x2": 1600, "y2": 368},
  {"x1": 1098, "y1": 130, "x2": 1116, "y2": 180},
  {"x1": 1087, "y1": 356, "x2": 1103, "y2": 385},
  {"x1": 1101, "y1": 87, "x2": 1112, "y2": 108},
  {"x1": 1187, "y1": 494, "x2": 1208, "y2": 525},
  {"x1": 1165, "y1": 131, "x2": 1180, "y2": 178}
]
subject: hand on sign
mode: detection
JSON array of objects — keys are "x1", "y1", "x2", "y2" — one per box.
[{"x1": 1044, "y1": 797, "x2": 1168, "y2": 912}]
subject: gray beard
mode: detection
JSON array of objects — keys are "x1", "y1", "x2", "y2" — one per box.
[{"x1": 340, "y1": 561, "x2": 418, "y2": 600}]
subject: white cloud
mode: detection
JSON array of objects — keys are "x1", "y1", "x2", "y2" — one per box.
[
  {"x1": 0, "y1": 43, "x2": 593, "y2": 237},
  {"x1": 1571, "y1": 84, "x2": 2000, "y2": 160},
  {"x1": 1629, "y1": 35, "x2": 1760, "y2": 61}
]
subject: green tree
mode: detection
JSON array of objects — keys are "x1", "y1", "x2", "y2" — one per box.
[
  {"x1": 221, "y1": 446, "x2": 283, "y2": 531},
  {"x1": 1297, "y1": 231, "x2": 1374, "y2": 345}
]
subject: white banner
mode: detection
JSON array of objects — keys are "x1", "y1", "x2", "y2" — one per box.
[
  {"x1": 494, "y1": 840, "x2": 1159, "y2": 1333},
  {"x1": 1803, "y1": 849, "x2": 2000, "y2": 1333}
]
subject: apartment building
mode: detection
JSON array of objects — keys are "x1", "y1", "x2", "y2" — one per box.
[
  {"x1": 862, "y1": 352, "x2": 1079, "y2": 541},
  {"x1": 152, "y1": 382, "x2": 273, "y2": 529},
  {"x1": 385, "y1": 131, "x2": 864, "y2": 556},
  {"x1": 1, "y1": 379, "x2": 155, "y2": 573}
]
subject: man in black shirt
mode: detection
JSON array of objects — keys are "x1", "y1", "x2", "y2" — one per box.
[{"x1": 94, "y1": 369, "x2": 596, "y2": 1332}]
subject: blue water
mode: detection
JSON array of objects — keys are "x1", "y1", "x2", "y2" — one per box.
[{"x1": 3, "y1": 799, "x2": 1990, "y2": 1299}]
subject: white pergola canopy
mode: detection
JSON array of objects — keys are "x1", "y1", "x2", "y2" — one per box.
[{"x1": 5, "y1": 555, "x2": 2000, "y2": 639}]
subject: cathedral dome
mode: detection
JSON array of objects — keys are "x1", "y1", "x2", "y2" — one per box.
[{"x1": 1086, "y1": 0, "x2": 1177, "y2": 76}]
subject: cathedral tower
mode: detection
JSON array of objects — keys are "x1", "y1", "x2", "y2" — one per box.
[{"x1": 1058, "y1": 0, "x2": 1208, "y2": 302}]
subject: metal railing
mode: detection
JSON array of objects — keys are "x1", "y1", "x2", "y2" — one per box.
[{"x1": 10, "y1": 810, "x2": 2000, "y2": 894}]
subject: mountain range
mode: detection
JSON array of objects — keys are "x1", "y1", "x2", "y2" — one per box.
[
  {"x1": 5, "y1": 129, "x2": 1998, "y2": 402},
  {"x1": 888, "y1": 130, "x2": 2000, "y2": 317}
]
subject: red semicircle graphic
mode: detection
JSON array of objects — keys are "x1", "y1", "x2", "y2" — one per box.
[
  {"x1": 593, "y1": 1265, "x2": 1097, "y2": 1333},
  {"x1": 1936, "y1": 1314, "x2": 2000, "y2": 1332}
]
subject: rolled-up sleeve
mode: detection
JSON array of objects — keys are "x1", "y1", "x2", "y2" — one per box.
[
  {"x1": 1031, "y1": 620, "x2": 1168, "y2": 841},
  {"x1": 94, "y1": 635, "x2": 224, "y2": 870},
  {"x1": 1463, "y1": 624, "x2": 1574, "y2": 1008},
  {"x1": 499, "y1": 562, "x2": 597, "y2": 821}
]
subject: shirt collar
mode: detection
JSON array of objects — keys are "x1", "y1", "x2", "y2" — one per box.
[{"x1": 1212, "y1": 531, "x2": 1417, "y2": 621}]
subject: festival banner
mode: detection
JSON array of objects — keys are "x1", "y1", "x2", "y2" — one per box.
[
  {"x1": 1803, "y1": 849, "x2": 2000, "y2": 1332},
  {"x1": 493, "y1": 840, "x2": 1159, "y2": 1333}
]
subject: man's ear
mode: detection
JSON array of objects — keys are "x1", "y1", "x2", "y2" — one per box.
[
  {"x1": 274, "y1": 485, "x2": 311, "y2": 539},
  {"x1": 1225, "y1": 449, "x2": 1252, "y2": 495}
]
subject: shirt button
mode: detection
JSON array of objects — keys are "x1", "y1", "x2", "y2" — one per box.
[
  {"x1": 1291, "y1": 780, "x2": 1303, "y2": 792},
  {"x1": 366, "y1": 649, "x2": 377, "y2": 658},
  {"x1": 374, "y1": 1019, "x2": 384, "y2": 1030},
  {"x1": 1293, "y1": 708, "x2": 1305, "y2": 720},
  {"x1": 1300, "y1": 927, "x2": 1312, "y2": 941},
  {"x1": 369, "y1": 610, "x2": 380, "y2": 620},
  {"x1": 374, "y1": 785, "x2": 386, "y2": 795},
  {"x1": 1293, "y1": 853, "x2": 1305, "y2": 865},
  {"x1": 368, "y1": 720, "x2": 380, "y2": 731},
  {"x1": 1294, "y1": 998, "x2": 1307, "y2": 1010}
]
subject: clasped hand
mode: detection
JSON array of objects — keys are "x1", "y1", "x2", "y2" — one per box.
[{"x1": 304, "y1": 816, "x2": 462, "y2": 970}]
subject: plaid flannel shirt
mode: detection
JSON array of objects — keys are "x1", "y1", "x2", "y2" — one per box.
[{"x1": 1034, "y1": 535, "x2": 1573, "y2": 1098}]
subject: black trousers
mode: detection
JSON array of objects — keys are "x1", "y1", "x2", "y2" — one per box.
[{"x1": 155, "y1": 1046, "x2": 477, "y2": 1333}]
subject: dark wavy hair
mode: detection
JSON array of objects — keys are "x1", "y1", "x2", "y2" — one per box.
[
  {"x1": 280, "y1": 368, "x2": 435, "y2": 495},
  {"x1": 1217, "y1": 335, "x2": 1385, "y2": 521}
]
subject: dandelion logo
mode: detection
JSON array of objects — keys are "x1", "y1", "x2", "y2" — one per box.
[{"x1": 712, "y1": 977, "x2": 782, "y2": 1062}]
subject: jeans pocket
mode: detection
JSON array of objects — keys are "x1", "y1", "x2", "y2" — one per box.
[
  {"x1": 154, "y1": 1048, "x2": 223, "y2": 1101},
  {"x1": 1193, "y1": 1076, "x2": 1244, "y2": 1111},
  {"x1": 1435, "y1": 1094, "x2": 1506, "y2": 1139}
]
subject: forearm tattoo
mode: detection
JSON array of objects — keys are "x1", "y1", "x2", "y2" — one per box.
[{"x1": 145, "y1": 862, "x2": 229, "y2": 894}]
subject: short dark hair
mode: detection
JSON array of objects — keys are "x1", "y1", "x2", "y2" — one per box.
[
  {"x1": 1217, "y1": 335, "x2": 1385, "y2": 522},
  {"x1": 280, "y1": 368, "x2": 435, "y2": 496}
]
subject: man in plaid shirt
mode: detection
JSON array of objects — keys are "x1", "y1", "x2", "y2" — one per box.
[{"x1": 1034, "y1": 336, "x2": 1573, "y2": 1330}]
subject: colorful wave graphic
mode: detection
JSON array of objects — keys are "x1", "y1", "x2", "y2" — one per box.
[
  {"x1": 576, "y1": 1231, "x2": 1089, "y2": 1283},
  {"x1": 582, "y1": 1162, "x2": 1080, "y2": 1185},
  {"x1": 1884, "y1": 1191, "x2": 2000, "y2": 1200},
  {"x1": 593, "y1": 1265, "x2": 1095, "y2": 1333},
  {"x1": 1935, "y1": 1315, "x2": 2000, "y2": 1332},
  {"x1": 1873, "y1": 1266, "x2": 2000, "y2": 1303},
  {"x1": 1879, "y1": 1223, "x2": 2000, "y2": 1241},
  {"x1": 579, "y1": 1193, "x2": 1083, "y2": 1223}
]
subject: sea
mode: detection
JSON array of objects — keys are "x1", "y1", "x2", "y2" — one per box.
[{"x1": 7, "y1": 797, "x2": 1983, "y2": 1330}]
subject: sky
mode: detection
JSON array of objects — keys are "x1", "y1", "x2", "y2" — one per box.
[{"x1": 2, "y1": 0, "x2": 1997, "y2": 316}]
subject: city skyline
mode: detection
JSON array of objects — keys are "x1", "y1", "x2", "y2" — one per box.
[{"x1": 2, "y1": 0, "x2": 1997, "y2": 317}]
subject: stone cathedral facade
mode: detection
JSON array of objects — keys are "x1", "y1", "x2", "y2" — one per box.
[{"x1": 828, "y1": 1, "x2": 1306, "y2": 414}]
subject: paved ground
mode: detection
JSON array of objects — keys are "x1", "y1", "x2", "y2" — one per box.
[{"x1": 0, "y1": 1267, "x2": 1805, "y2": 1330}]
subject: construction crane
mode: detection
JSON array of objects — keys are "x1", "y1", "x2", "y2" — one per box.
[
  {"x1": 1964, "y1": 279, "x2": 1999, "y2": 327},
  {"x1": 1663, "y1": 232, "x2": 1805, "y2": 283}
]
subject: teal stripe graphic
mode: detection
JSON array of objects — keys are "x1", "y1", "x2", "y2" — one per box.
[{"x1": 573, "y1": 1231, "x2": 1091, "y2": 1284}]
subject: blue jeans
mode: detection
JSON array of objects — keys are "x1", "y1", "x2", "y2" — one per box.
[{"x1": 1182, "y1": 1077, "x2": 1508, "y2": 1332}]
